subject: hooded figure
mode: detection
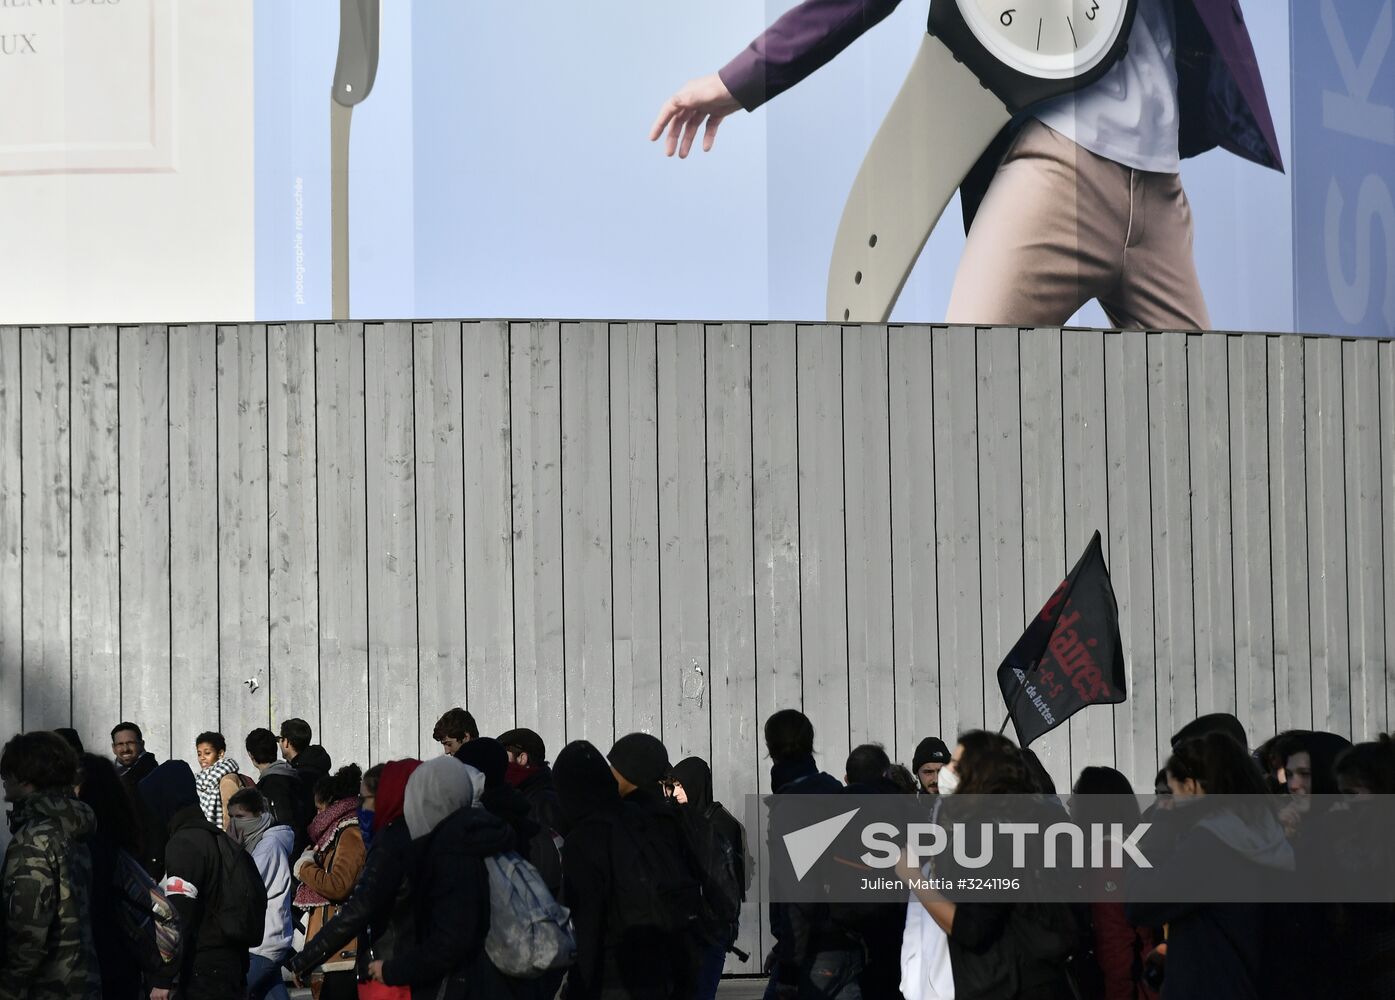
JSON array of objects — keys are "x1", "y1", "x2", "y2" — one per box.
[
  {"x1": 455, "y1": 738, "x2": 540, "y2": 862},
  {"x1": 139, "y1": 759, "x2": 253, "y2": 995},
  {"x1": 553, "y1": 741, "x2": 631, "y2": 1000},
  {"x1": 403, "y1": 756, "x2": 485, "y2": 840},
  {"x1": 373, "y1": 757, "x2": 516, "y2": 999},
  {"x1": 1128, "y1": 796, "x2": 1295, "y2": 999},
  {"x1": 288, "y1": 759, "x2": 423, "y2": 991}
]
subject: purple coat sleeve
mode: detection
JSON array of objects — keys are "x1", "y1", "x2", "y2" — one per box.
[{"x1": 718, "y1": 0, "x2": 904, "y2": 111}]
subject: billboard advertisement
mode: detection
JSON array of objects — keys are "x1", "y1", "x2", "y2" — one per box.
[{"x1": 0, "y1": 0, "x2": 1387, "y2": 337}]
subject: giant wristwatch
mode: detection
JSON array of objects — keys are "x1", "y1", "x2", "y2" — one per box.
[{"x1": 827, "y1": 0, "x2": 1138, "y2": 322}]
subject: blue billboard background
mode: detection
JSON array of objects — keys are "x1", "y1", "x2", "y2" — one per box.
[
  {"x1": 243, "y1": 0, "x2": 1387, "y2": 337},
  {"x1": 1293, "y1": 0, "x2": 1395, "y2": 339}
]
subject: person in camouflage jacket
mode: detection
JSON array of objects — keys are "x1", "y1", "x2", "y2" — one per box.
[{"x1": 1, "y1": 730, "x2": 101, "y2": 1000}]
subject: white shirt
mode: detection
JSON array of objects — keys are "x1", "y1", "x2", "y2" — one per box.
[{"x1": 1034, "y1": 0, "x2": 1181, "y2": 173}]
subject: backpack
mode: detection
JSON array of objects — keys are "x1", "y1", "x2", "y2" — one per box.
[
  {"x1": 608, "y1": 808, "x2": 708, "y2": 940},
  {"x1": 683, "y1": 804, "x2": 744, "y2": 928},
  {"x1": 113, "y1": 848, "x2": 182, "y2": 974},
  {"x1": 209, "y1": 829, "x2": 270, "y2": 948},
  {"x1": 529, "y1": 825, "x2": 565, "y2": 897},
  {"x1": 482, "y1": 850, "x2": 576, "y2": 978}
]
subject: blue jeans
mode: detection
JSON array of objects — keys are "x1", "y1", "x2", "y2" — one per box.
[
  {"x1": 247, "y1": 952, "x2": 292, "y2": 1000},
  {"x1": 694, "y1": 939, "x2": 730, "y2": 1000}
]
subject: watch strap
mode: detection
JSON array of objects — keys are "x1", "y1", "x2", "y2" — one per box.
[{"x1": 826, "y1": 32, "x2": 1012, "y2": 323}]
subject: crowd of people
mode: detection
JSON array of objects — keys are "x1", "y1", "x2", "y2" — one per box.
[{"x1": 2, "y1": 703, "x2": 1393, "y2": 1000}]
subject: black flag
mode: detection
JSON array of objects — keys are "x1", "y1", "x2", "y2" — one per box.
[{"x1": 997, "y1": 531, "x2": 1126, "y2": 747}]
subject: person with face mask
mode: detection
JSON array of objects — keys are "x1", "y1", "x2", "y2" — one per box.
[
  {"x1": 227, "y1": 788, "x2": 296, "y2": 1000},
  {"x1": 287, "y1": 759, "x2": 422, "y2": 1000},
  {"x1": 897, "y1": 732, "x2": 1076, "y2": 1000}
]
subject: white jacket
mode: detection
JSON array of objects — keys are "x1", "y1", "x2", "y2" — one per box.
[{"x1": 899, "y1": 873, "x2": 955, "y2": 1000}]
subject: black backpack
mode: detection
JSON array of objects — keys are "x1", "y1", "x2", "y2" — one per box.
[
  {"x1": 607, "y1": 808, "x2": 707, "y2": 940},
  {"x1": 682, "y1": 804, "x2": 744, "y2": 927},
  {"x1": 208, "y1": 829, "x2": 269, "y2": 948}
]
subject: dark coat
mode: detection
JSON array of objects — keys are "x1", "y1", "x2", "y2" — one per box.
[
  {"x1": 162, "y1": 806, "x2": 242, "y2": 979},
  {"x1": 256, "y1": 763, "x2": 311, "y2": 855},
  {"x1": 931, "y1": 797, "x2": 1076, "y2": 1000},
  {"x1": 291, "y1": 745, "x2": 332, "y2": 790},
  {"x1": 380, "y1": 807, "x2": 516, "y2": 1000},
  {"x1": 86, "y1": 831, "x2": 144, "y2": 1000},
  {"x1": 1126, "y1": 804, "x2": 1294, "y2": 1000},
  {"x1": 289, "y1": 818, "x2": 415, "y2": 983}
]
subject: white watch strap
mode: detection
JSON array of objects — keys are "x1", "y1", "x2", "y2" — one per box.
[{"x1": 826, "y1": 32, "x2": 1012, "y2": 323}]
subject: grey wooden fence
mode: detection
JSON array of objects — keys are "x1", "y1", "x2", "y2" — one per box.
[{"x1": 1, "y1": 321, "x2": 1392, "y2": 968}]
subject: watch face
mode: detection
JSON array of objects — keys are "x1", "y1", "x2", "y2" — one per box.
[{"x1": 956, "y1": 0, "x2": 1131, "y2": 80}]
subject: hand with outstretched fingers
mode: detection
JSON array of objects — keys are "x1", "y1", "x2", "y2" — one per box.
[{"x1": 650, "y1": 73, "x2": 742, "y2": 157}]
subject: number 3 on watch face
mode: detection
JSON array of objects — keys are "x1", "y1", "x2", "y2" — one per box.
[{"x1": 960, "y1": 0, "x2": 1128, "y2": 79}]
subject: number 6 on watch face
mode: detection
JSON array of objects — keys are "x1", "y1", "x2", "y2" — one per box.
[{"x1": 963, "y1": 0, "x2": 1128, "y2": 78}]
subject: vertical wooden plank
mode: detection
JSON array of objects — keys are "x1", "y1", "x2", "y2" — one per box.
[
  {"x1": 366, "y1": 322, "x2": 420, "y2": 759},
  {"x1": 1342, "y1": 339, "x2": 1384, "y2": 740},
  {"x1": 1105, "y1": 330, "x2": 1157, "y2": 790},
  {"x1": 70, "y1": 326, "x2": 121, "y2": 751},
  {"x1": 315, "y1": 322, "x2": 369, "y2": 769},
  {"x1": 1305, "y1": 336, "x2": 1351, "y2": 738},
  {"x1": 797, "y1": 324, "x2": 849, "y2": 775},
  {"x1": 752, "y1": 322, "x2": 804, "y2": 741},
  {"x1": 1019, "y1": 329, "x2": 1071, "y2": 792},
  {"x1": 268, "y1": 324, "x2": 320, "y2": 745},
  {"x1": 217, "y1": 325, "x2": 270, "y2": 764},
  {"x1": 0, "y1": 327, "x2": 21, "y2": 746},
  {"x1": 751, "y1": 322, "x2": 802, "y2": 964},
  {"x1": 170, "y1": 326, "x2": 220, "y2": 766},
  {"x1": 889, "y1": 326, "x2": 941, "y2": 772},
  {"x1": 1188, "y1": 334, "x2": 1237, "y2": 718},
  {"x1": 1268, "y1": 336, "x2": 1312, "y2": 732},
  {"x1": 933, "y1": 327, "x2": 982, "y2": 739},
  {"x1": 704, "y1": 322, "x2": 760, "y2": 974},
  {"x1": 561, "y1": 322, "x2": 614, "y2": 748},
  {"x1": 843, "y1": 325, "x2": 896, "y2": 753},
  {"x1": 414, "y1": 321, "x2": 468, "y2": 736},
  {"x1": 610, "y1": 323, "x2": 661, "y2": 741},
  {"x1": 1229, "y1": 335, "x2": 1275, "y2": 744},
  {"x1": 20, "y1": 326, "x2": 70, "y2": 731},
  {"x1": 118, "y1": 327, "x2": 172, "y2": 759},
  {"x1": 463, "y1": 322, "x2": 516, "y2": 737},
  {"x1": 1062, "y1": 330, "x2": 1114, "y2": 770},
  {"x1": 1149, "y1": 331, "x2": 1196, "y2": 756},
  {"x1": 511, "y1": 321, "x2": 565, "y2": 743},
  {"x1": 1382, "y1": 342, "x2": 1395, "y2": 736},
  {"x1": 976, "y1": 328, "x2": 1025, "y2": 756},
  {"x1": 658, "y1": 322, "x2": 711, "y2": 764}
]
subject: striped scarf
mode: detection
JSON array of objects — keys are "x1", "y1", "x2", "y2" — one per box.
[
  {"x1": 195, "y1": 756, "x2": 240, "y2": 827},
  {"x1": 294, "y1": 796, "x2": 361, "y2": 909}
]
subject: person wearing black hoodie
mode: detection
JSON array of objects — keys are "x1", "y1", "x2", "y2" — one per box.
[
  {"x1": 556, "y1": 739, "x2": 684, "y2": 1000},
  {"x1": 672, "y1": 755, "x2": 752, "y2": 1000},
  {"x1": 762, "y1": 709, "x2": 849, "y2": 999},
  {"x1": 278, "y1": 718, "x2": 331, "y2": 794},
  {"x1": 607, "y1": 731, "x2": 703, "y2": 1000},
  {"x1": 839, "y1": 744, "x2": 909, "y2": 1000},
  {"x1": 1127, "y1": 731, "x2": 1295, "y2": 1000},
  {"x1": 455, "y1": 736, "x2": 541, "y2": 866},
  {"x1": 76, "y1": 753, "x2": 150, "y2": 999},
  {"x1": 365, "y1": 755, "x2": 520, "y2": 1000},
  {"x1": 140, "y1": 758, "x2": 253, "y2": 1000},
  {"x1": 499, "y1": 727, "x2": 566, "y2": 893}
]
